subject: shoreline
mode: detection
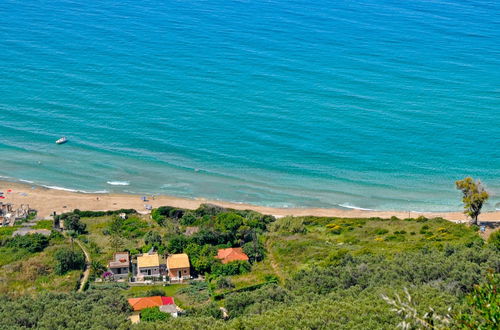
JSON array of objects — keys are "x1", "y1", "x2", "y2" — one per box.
[{"x1": 1, "y1": 180, "x2": 499, "y2": 221}]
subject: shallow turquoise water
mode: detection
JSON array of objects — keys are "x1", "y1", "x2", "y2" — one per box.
[{"x1": 0, "y1": 0, "x2": 499, "y2": 211}]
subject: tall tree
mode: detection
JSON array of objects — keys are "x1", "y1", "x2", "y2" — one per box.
[{"x1": 456, "y1": 177, "x2": 489, "y2": 225}]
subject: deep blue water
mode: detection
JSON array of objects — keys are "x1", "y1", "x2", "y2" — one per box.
[{"x1": 0, "y1": 0, "x2": 499, "y2": 211}]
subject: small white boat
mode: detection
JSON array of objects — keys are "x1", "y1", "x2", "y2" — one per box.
[{"x1": 55, "y1": 137, "x2": 68, "y2": 144}]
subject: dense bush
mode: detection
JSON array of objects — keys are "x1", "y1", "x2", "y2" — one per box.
[
  {"x1": 270, "y1": 216, "x2": 307, "y2": 234},
  {"x1": 4, "y1": 234, "x2": 49, "y2": 253},
  {"x1": 54, "y1": 249, "x2": 85, "y2": 275},
  {"x1": 184, "y1": 243, "x2": 218, "y2": 274},
  {"x1": 224, "y1": 284, "x2": 291, "y2": 318},
  {"x1": 152, "y1": 206, "x2": 185, "y2": 226},
  {"x1": 488, "y1": 230, "x2": 500, "y2": 250},
  {"x1": 144, "y1": 231, "x2": 162, "y2": 246},
  {"x1": 287, "y1": 245, "x2": 500, "y2": 297},
  {"x1": 178, "y1": 281, "x2": 211, "y2": 303},
  {"x1": 73, "y1": 208, "x2": 136, "y2": 218},
  {"x1": 460, "y1": 272, "x2": 500, "y2": 328},
  {"x1": 141, "y1": 307, "x2": 171, "y2": 322},
  {"x1": 0, "y1": 288, "x2": 130, "y2": 329},
  {"x1": 108, "y1": 215, "x2": 149, "y2": 238},
  {"x1": 212, "y1": 260, "x2": 251, "y2": 276},
  {"x1": 57, "y1": 212, "x2": 87, "y2": 234},
  {"x1": 243, "y1": 239, "x2": 266, "y2": 263}
]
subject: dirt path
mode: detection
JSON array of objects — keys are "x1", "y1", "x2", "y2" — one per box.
[
  {"x1": 266, "y1": 240, "x2": 285, "y2": 282},
  {"x1": 75, "y1": 239, "x2": 91, "y2": 293}
]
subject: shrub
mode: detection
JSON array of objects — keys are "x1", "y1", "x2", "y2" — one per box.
[
  {"x1": 108, "y1": 216, "x2": 148, "y2": 238},
  {"x1": 195, "y1": 204, "x2": 227, "y2": 217},
  {"x1": 374, "y1": 228, "x2": 389, "y2": 235},
  {"x1": 270, "y1": 217, "x2": 306, "y2": 234},
  {"x1": 460, "y1": 272, "x2": 500, "y2": 328},
  {"x1": 216, "y1": 277, "x2": 235, "y2": 289},
  {"x1": 243, "y1": 240, "x2": 266, "y2": 263},
  {"x1": 6, "y1": 234, "x2": 49, "y2": 253},
  {"x1": 384, "y1": 235, "x2": 405, "y2": 242},
  {"x1": 60, "y1": 213, "x2": 86, "y2": 234},
  {"x1": 144, "y1": 231, "x2": 162, "y2": 246},
  {"x1": 488, "y1": 230, "x2": 500, "y2": 250},
  {"x1": 180, "y1": 211, "x2": 197, "y2": 226},
  {"x1": 212, "y1": 260, "x2": 251, "y2": 276},
  {"x1": 178, "y1": 281, "x2": 210, "y2": 303},
  {"x1": 141, "y1": 307, "x2": 171, "y2": 322},
  {"x1": 145, "y1": 288, "x2": 166, "y2": 297},
  {"x1": 215, "y1": 212, "x2": 245, "y2": 232},
  {"x1": 54, "y1": 249, "x2": 85, "y2": 275},
  {"x1": 73, "y1": 209, "x2": 136, "y2": 218},
  {"x1": 166, "y1": 235, "x2": 189, "y2": 254}
]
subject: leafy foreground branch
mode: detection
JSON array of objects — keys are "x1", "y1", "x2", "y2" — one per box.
[
  {"x1": 383, "y1": 272, "x2": 500, "y2": 329},
  {"x1": 382, "y1": 288, "x2": 452, "y2": 329}
]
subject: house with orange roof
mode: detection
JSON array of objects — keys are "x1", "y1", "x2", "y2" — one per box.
[
  {"x1": 216, "y1": 247, "x2": 249, "y2": 264},
  {"x1": 127, "y1": 296, "x2": 178, "y2": 323},
  {"x1": 128, "y1": 296, "x2": 175, "y2": 311},
  {"x1": 166, "y1": 253, "x2": 191, "y2": 281}
]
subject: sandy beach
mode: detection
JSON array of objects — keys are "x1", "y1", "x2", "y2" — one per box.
[{"x1": 1, "y1": 180, "x2": 499, "y2": 222}]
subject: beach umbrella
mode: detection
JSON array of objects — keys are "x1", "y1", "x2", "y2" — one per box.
[
  {"x1": 7, "y1": 189, "x2": 12, "y2": 193},
  {"x1": 0, "y1": 196, "x2": 5, "y2": 199}
]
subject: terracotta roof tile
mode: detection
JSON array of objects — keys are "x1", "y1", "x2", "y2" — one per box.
[
  {"x1": 127, "y1": 296, "x2": 175, "y2": 311},
  {"x1": 167, "y1": 253, "x2": 190, "y2": 269},
  {"x1": 216, "y1": 247, "x2": 249, "y2": 264}
]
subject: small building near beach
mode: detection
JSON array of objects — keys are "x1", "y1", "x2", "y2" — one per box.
[
  {"x1": 166, "y1": 253, "x2": 190, "y2": 281},
  {"x1": 108, "y1": 252, "x2": 130, "y2": 280},
  {"x1": 216, "y1": 247, "x2": 249, "y2": 264},
  {"x1": 137, "y1": 252, "x2": 161, "y2": 278}
]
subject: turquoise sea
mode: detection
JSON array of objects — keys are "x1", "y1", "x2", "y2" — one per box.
[{"x1": 0, "y1": 0, "x2": 499, "y2": 211}]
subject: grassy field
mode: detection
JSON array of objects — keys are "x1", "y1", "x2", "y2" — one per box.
[
  {"x1": 266, "y1": 216, "x2": 479, "y2": 278},
  {"x1": 0, "y1": 236, "x2": 81, "y2": 296}
]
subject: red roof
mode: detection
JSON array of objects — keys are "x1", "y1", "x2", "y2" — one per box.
[
  {"x1": 216, "y1": 247, "x2": 249, "y2": 264},
  {"x1": 127, "y1": 296, "x2": 175, "y2": 311}
]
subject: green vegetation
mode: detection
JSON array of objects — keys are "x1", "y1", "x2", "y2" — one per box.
[
  {"x1": 0, "y1": 288, "x2": 130, "y2": 329},
  {"x1": 0, "y1": 226, "x2": 19, "y2": 240},
  {"x1": 0, "y1": 231, "x2": 80, "y2": 295},
  {"x1": 32, "y1": 220, "x2": 53, "y2": 230},
  {"x1": 54, "y1": 249, "x2": 85, "y2": 275},
  {"x1": 4, "y1": 234, "x2": 49, "y2": 253},
  {"x1": 57, "y1": 212, "x2": 87, "y2": 234},
  {"x1": 141, "y1": 307, "x2": 171, "y2": 322},
  {"x1": 456, "y1": 177, "x2": 489, "y2": 225},
  {"x1": 460, "y1": 272, "x2": 500, "y2": 328},
  {"x1": 1, "y1": 203, "x2": 499, "y2": 329}
]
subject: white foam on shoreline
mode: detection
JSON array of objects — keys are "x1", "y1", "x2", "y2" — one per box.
[
  {"x1": 107, "y1": 181, "x2": 130, "y2": 186},
  {"x1": 19, "y1": 179, "x2": 34, "y2": 184},
  {"x1": 41, "y1": 185, "x2": 109, "y2": 194},
  {"x1": 338, "y1": 203, "x2": 374, "y2": 211}
]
